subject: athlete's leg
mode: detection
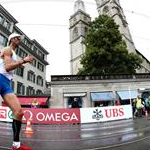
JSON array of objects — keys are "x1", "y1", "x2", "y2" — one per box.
[
  {"x1": 3, "y1": 93, "x2": 23, "y2": 148},
  {"x1": 3, "y1": 93, "x2": 23, "y2": 120},
  {"x1": 3, "y1": 93, "x2": 32, "y2": 150}
]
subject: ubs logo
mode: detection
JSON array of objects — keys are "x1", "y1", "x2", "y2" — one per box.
[{"x1": 92, "y1": 109, "x2": 103, "y2": 120}]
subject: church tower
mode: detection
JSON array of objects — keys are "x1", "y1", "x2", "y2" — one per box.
[
  {"x1": 95, "y1": 0, "x2": 150, "y2": 73},
  {"x1": 95, "y1": 0, "x2": 136, "y2": 53},
  {"x1": 69, "y1": 0, "x2": 91, "y2": 74}
]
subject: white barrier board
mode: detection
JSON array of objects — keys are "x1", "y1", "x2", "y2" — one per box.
[
  {"x1": 80, "y1": 105, "x2": 133, "y2": 123},
  {"x1": 0, "y1": 106, "x2": 12, "y2": 122}
]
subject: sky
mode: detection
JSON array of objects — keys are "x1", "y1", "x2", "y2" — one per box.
[{"x1": 0, "y1": 0, "x2": 150, "y2": 81}]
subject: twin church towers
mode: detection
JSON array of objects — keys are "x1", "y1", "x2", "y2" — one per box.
[{"x1": 69, "y1": 0, "x2": 150, "y2": 74}]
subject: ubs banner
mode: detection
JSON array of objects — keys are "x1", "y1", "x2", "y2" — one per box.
[{"x1": 80, "y1": 105, "x2": 133, "y2": 123}]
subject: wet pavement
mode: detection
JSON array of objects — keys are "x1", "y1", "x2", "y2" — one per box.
[{"x1": 0, "y1": 118, "x2": 150, "y2": 150}]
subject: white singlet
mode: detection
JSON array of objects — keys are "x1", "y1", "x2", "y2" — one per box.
[{"x1": 0, "y1": 49, "x2": 18, "y2": 80}]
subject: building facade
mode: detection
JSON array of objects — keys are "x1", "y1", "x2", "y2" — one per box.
[
  {"x1": 50, "y1": 74, "x2": 150, "y2": 108},
  {"x1": 0, "y1": 5, "x2": 49, "y2": 95},
  {"x1": 70, "y1": 0, "x2": 150, "y2": 74}
]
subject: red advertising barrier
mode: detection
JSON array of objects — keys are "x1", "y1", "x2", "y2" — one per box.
[{"x1": 22, "y1": 108, "x2": 80, "y2": 124}]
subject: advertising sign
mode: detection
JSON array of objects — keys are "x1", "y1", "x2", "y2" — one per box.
[
  {"x1": 0, "y1": 106, "x2": 13, "y2": 122},
  {"x1": 0, "y1": 105, "x2": 132, "y2": 124},
  {"x1": 22, "y1": 108, "x2": 80, "y2": 124},
  {"x1": 80, "y1": 105, "x2": 133, "y2": 123},
  {"x1": 0, "y1": 107, "x2": 80, "y2": 124}
]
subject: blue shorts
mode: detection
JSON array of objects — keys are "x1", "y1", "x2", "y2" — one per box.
[{"x1": 0, "y1": 74, "x2": 14, "y2": 97}]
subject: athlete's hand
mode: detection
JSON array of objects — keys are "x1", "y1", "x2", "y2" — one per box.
[{"x1": 23, "y1": 55, "x2": 34, "y2": 63}]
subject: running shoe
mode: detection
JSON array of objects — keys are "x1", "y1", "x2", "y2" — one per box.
[{"x1": 11, "y1": 144, "x2": 33, "y2": 150}]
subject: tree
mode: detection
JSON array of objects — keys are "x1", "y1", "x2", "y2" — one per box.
[{"x1": 77, "y1": 15, "x2": 142, "y2": 75}]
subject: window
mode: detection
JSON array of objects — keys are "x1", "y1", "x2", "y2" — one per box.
[
  {"x1": 84, "y1": 16, "x2": 87, "y2": 21},
  {"x1": 26, "y1": 86, "x2": 35, "y2": 95},
  {"x1": 0, "y1": 33, "x2": 7, "y2": 46},
  {"x1": 116, "y1": 7, "x2": 120, "y2": 14},
  {"x1": 17, "y1": 82, "x2": 25, "y2": 95},
  {"x1": 33, "y1": 46, "x2": 37, "y2": 53},
  {"x1": 36, "y1": 89, "x2": 43, "y2": 95},
  {"x1": 68, "y1": 97, "x2": 82, "y2": 108},
  {"x1": 37, "y1": 75, "x2": 43, "y2": 87},
  {"x1": 73, "y1": 27, "x2": 78, "y2": 39},
  {"x1": 27, "y1": 70, "x2": 35, "y2": 83},
  {"x1": 15, "y1": 66, "x2": 24, "y2": 77},
  {"x1": 73, "y1": 16, "x2": 77, "y2": 22},
  {"x1": 22, "y1": 38, "x2": 27, "y2": 45},
  {"x1": 33, "y1": 47, "x2": 45, "y2": 59},
  {"x1": 31, "y1": 59, "x2": 37, "y2": 67},
  {"x1": 0, "y1": 14, "x2": 4, "y2": 24},
  {"x1": 84, "y1": 27, "x2": 88, "y2": 35},
  {"x1": 41, "y1": 54, "x2": 45, "y2": 59},
  {"x1": 38, "y1": 50, "x2": 42, "y2": 56},
  {"x1": 103, "y1": 6, "x2": 109, "y2": 13},
  {"x1": 3, "y1": 20, "x2": 11, "y2": 30},
  {"x1": 16, "y1": 48, "x2": 28, "y2": 58},
  {"x1": 26, "y1": 42, "x2": 32, "y2": 49},
  {"x1": 22, "y1": 38, "x2": 32, "y2": 48},
  {"x1": 37, "y1": 50, "x2": 45, "y2": 59},
  {"x1": 37, "y1": 62, "x2": 44, "y2": 72}
]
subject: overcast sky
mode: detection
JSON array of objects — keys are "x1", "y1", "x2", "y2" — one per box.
[{"x1": 1, "y1": 0, "x2": 150, "y2": 81}]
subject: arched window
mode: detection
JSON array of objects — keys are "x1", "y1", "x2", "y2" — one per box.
[
  {"x1": 73, "y1": 27, "x2": 78, "y2": 39},
  {"x1": 84, "y1": 27, "x2": 88, "y2": 35},
  {"x1": 103, "y1": 6, "x2": 109, "y2": 13}
]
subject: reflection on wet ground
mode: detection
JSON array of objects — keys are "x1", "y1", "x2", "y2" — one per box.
[{"x1": 0, "y1": 118, "x2": 150, "y2": 150}]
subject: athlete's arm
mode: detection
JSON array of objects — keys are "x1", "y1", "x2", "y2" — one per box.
[{"x1": 3, "y1": 48, "x2": 24, "y2": 72}]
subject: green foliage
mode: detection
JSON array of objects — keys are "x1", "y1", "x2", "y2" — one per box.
[{"x1": 77, "y1": 15, "x2": 142, "y2": 75}]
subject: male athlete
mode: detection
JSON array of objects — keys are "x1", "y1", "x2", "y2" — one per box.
[{"x1": 0, "y1": 33, "x2": 33, "y2": 150}]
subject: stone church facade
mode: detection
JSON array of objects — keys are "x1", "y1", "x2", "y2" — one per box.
[{"x1": 69, "y1": 0, "x2": 150, "y2": 74}]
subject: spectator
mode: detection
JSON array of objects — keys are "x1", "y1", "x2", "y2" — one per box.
[
  {"x1": 144, "y1": 97, "x2": 150, "y2": 119},
  {"x1": 115, "y1": 101, "x2": 120, "y2": 106},
  {"x1": 72, "y1": 98, "x2": 80, "y2": 108},
  {"x1": 31, "y1": 98, "x2": 39, "y2": 108},
  {"x1": 135, "y1": 95, "x2": 143, "y2": 117}
]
